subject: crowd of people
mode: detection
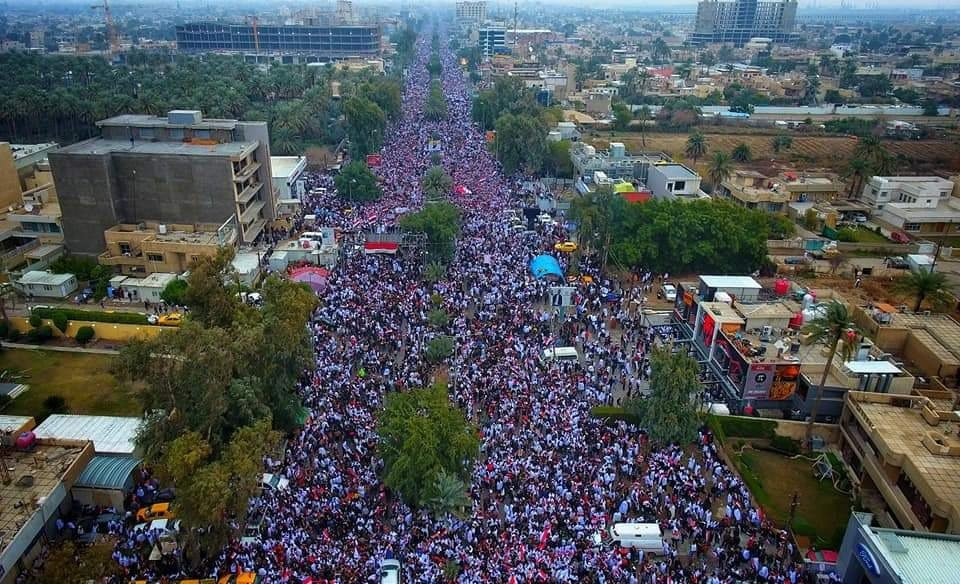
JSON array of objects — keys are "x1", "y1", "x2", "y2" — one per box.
[{"x1": 201, "y1": 31, "x2": 829, "y2": 584}]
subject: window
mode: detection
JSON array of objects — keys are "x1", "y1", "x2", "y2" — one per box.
[
  {"x1": 674, "y1": 181, "x2": 685, "y2": 191},
  {"x1": 666, "y1": 182, "x2": 674, "y2": 192},
  {"x1": 147, "y1": 253, "x2": 164, "y2": 262},
  {"x1": 140, "y1": 127, "x2": 155, "y2": 140},
  {"x1": 169, "y1": 128, "x2": 184, "y2": 140},
  {"x1": 194, "y1": 129, "x2": 211, "y2": 139},
  {"x1": 118, "y1": 242, "x2": 131, "y2": 255},
  {"x1": 904, "y1": 223, "x2": 921, "y2": 232},
  {"x1": 50, "y1": 224, "x2": 61, "y2": 233}
]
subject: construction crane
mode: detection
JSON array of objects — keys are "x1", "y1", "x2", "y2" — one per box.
[
  {"x1": 246, "y1": 15, "x2": 260, "y2": 53},
  {"x1": 91, "y1": 0, "x2": 119, "y2": 57}
]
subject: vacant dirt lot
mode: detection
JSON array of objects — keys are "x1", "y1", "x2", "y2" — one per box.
[{"x1": 588, "y1": 131, "x2": 960, "y2": 174}]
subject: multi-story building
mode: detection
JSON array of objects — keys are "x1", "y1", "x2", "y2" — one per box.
[
  {"x1": 839, "y1": 391, "x2": 960, "y2": 533},
  {"x1": 719, "y1": 169, "x2": 842, "y2": 213},
  {"x1": 478, "y1": 27, "x2": 506, "y2": 58},
  {"x1": 691, "y1": 0, "x2": 799, "y2": 46},
  {"x1": 456, "y1": 1, "x2": 487, "y2": 29},
  {"x1": 99, "y1": 222, "x2": 237, "y2": 277},
  {"x1": 175, "y1": 22, "x2": 380, "y2": 60},
  {"x1": 860, "y1": 176, "x2": 960, "y2": 238},
  {"x1": 49, "y1": 110, "x2": 273, "y2": 257}
]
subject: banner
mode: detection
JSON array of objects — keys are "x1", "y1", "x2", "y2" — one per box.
[
  {"x1": 366, "y1": 154, "x2": 382, "y2": 166},
  {"x1": 485, "y1": 130, "x2": 496, "y2": 143},
  {"x1": 769, "y1": 363, "x2": 800, "y2": 400},
  {"x1": 743, "y1": 363, "x2": 775, "y2": 399}
]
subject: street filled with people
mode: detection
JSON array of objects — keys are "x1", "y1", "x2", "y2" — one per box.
[{"x1": 196, "y1": 32, "x2": 825, "y2": 584}]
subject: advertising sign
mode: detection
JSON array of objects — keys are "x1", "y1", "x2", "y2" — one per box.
[
  {"x1": 856, "y1": 543, "x2": 881, "y2": 576},
  {"x1": 769, "y1": 363, "x2": 800, "y2": 400},
  {"x1": 744, "y1": 363, "x2": 775, "y2": 399}
]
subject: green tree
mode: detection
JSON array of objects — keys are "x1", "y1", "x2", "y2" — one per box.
[
  {"x1": 843, "y1": 157, "x2": 873, "y2": 198},
  {"x1": 423, "y1": 468, "x2": 472, "y2": 520},
  {"x1": 335, "y1": 160, "x2": 382, "y2": 202},
  {"x1": 707, "y1": 151, "x2": 734, "y2": 189},
  {"x1": 422, "y1": 165, "x2": 453, "y2": 200},
  {"x1": 428, "y1": 308, "x2": 450, "y2": 328},
  {"x1": 425, "y1": 80, "x2": 448, "y2": 121},
  {"x1": 493, "y1": 113, "x2": 547, "y2": 174},
  {"x1": 803, "y1": 208, "x2": 819, "y2": 232},
  {"x1": 51, "y1": 310, "x2": 69, "y2": 334},
  {"x1": 424, "y1": 261, "x2": 447, "y2": 283},
  {"x1": 731, "y1": 143, "x2": 752, "y2": 162},
  {"x1": 398, "y1": 201, "x2": 462, "y2": 264},
  {"x1": 343, "y1": 96, "x2": 386, "y2": 158},
  {"x1": 636, "y1": 105, "x2": 652, "y2": 148},
  {"x1": 425, "y1": 335, "x2": 455, "y2": 363},
  {"x1": 34, "y1": 541, "x2": 121, "y2": 584},
  {"x1": 651, "y1": 37, "x2": 672, "y2": 64},
  {"x1": 183, "y1": 247, "x2": 241, "y2": 329},
  {"x1": 922, "y1": 99, "x2": 940, "y2": 117},
  {"x1": 161, "y1": 278, "x2": 189, "y2": 306},
  {"x1": 378, "y1": 384, "x2": 479, "y2": 507},
  {"x1": 772, "y1": 134, "x2": 793, "y2": 154},
  {"x1": 627, "y1": 346, "x2": 700, "y2": 446},
  {"x1": 802, "y1": 301, "x2": 858, "y2": 444},
  {"x1": 685, "y1": 131, "x2": 708, "y2": 165},
  {"x1": 569, "y1": 186, "x2": 625, "y2": 271},
  {"x1": 824, "y1": 89, "x2": 846, "y2": 104},
  {"x1": 893, "y1": 268, "x2": 954, "y2": 312},
  {"x1": 545, "y1": 140, "x2": 574, "y2": 178},
  {"x1": 612, "y1": 103, "x2": 633, "y2": 131}
]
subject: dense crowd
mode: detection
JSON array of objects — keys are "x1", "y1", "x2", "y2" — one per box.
[{"x1": 201, "y1": 33, "x2": 829, "y2": 584}]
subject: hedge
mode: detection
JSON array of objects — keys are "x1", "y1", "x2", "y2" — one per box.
[
  {"x1": 32, "y1": 307, "x2": 149, "y2": 325},
  {"x1": 712, "y1": 416, "x2": 777, "y2": 440},
  {"x1": 590, "y1": 406, "x2": 641, "y2": 425},
  {"x1": 75, "y1": 326, "x2": 95, "y2": 345}
]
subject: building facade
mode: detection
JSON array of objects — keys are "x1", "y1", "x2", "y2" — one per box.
[
  {"x1": 478, "y1": 27, "x2": 506, "y2": 57},
  {"x1": 691, "y1": 0, "x2": 798, "y2": 46},
  {"x1": 99, "y1": 221, "x2": 237, "y2": 277},
  {"x1": 175, "y1": 22, "x2": 380, "y2": 59},
  {"x1": 49, "y1": 110, "x2": 274, "y2": 257},
  {"x1": 456, "y1": 1, "x2": 487, "y2": 28},
  {"x1": 860, "y1": 176, "x2": 960, "y2": 238}
]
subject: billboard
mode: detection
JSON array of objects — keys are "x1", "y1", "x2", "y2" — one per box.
[
  {"x1": 769, "y1": 363, "x2": 800, "y2": 400},
  {"x1": 744, "y1": 363, "x2": 775, "y2": 399}
]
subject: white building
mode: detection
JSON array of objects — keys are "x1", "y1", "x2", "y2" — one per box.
[
  {"x1": 15, "y1": 270, "x2": 77, "y2": 298},
  {"x1": 456, "y1": 1, "x2": 487, "y2": 28},
  {"x1": 861, "y1": 176, "x2": 960, "y2": 237},
  {"x1": 271, "y1": 155, "x2": 307, "y2": 216},
  {"x1": 646, "y1": 163, "x2": 704, "y2": 200},
  {"x1": 112, "y1": 272, "x2": 178, "y2": 303}
]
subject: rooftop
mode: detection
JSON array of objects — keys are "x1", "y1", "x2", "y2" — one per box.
[
  {"x1": 700, "y1": 275, "x2": 763, "y2": 290},
  {"x1": 271, "y1": 156, "x2": 306, "y2": 179},
  {"x1": 848, "y1": 392, "x2": 960, "y2": 531},
  {"x1": 32, "y1": 414, "x2": 140, "y2": 455},
  {"x1": 57, "y1": 138, "x2": 257, "y2": 158},
  {"x1": 97, "y1": 113, "x2": 239, "y2": 131},
  {"x1": 17, "y1": 271, "x2": 74, "y2": 286},
  {"x1": 653, "y1": 164, "x2": 697, "y2": 180},
  {"x1": 9, "y1": 143, "x2": 59, "y2": 161},
  {"x1": 868, "y1": 527, "x2": 960, "y2": 584},
  {"x1": 0, "y1": 415, "x2": 34, "y2": 434}
]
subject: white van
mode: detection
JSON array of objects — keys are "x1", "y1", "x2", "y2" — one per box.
[
  {"x1": 609, "y1": 523, "x2": 665, "y2": 554},
  {"x1": 541, "y1": 347, "x2": 580, "y2": 363},
  {"x1": 381, "y1": 559, "x2": 401, "y2": 584}
]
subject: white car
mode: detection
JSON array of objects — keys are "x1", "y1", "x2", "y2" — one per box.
[
  {"x1": 262, "y1": 473, "x2": 290, "y2": 491},
  {"x1": 133, "y1": 518, "x2": 180, "y2": 534},
  {"x1": 381, "y1": 559, "x2": 401, "y2": 584},
  {"x1": 661, "y1": 284, "x2": 677, "y2": 302},
  {"x1": 852, "y1": 213, "x2": 868, "y2": 223}
]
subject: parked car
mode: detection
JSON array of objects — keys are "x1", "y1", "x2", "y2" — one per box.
[
  {"x1": 783, "y1": 256, "x2": 811, "y2": 265},
  {"x1": 554, "y1": 241, "x2": 578, "y2": 253},
  {"x1": 136, "y1": 502, "x2": 174, "y2": 523},
  {"x1": 660, "y1": 284, "x2": 677, "y2": 302},
  {"x1": 890, "y1": 231, "x2": 911, "y2": 244},
  {"x1": 884, "y1": 256, "x2": 910, "y2": 270}
]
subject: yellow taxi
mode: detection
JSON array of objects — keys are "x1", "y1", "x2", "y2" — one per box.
[
  {"x1": 218, "y1": 574, "x2": 261, "y2": 584},
  {"x1": 157, "y1": 313, "x2": 184, "y2": 327},
  {"x1": 136, "y1": 502, "x2": 175, "y2": 523},
  {"x1": 553, "y1": 241, "x2": 578, "y2": 253}
]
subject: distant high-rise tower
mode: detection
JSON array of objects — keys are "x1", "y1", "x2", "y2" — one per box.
[
  {"x1": 691, "y1": 0, "x2": 798, "y2": 46},
  {"x1": 456, "y1": 1, "x2": 487, "y2": 29},
  {"x1": 336, "y1": 0, "x2": 354, "y2": 24}
]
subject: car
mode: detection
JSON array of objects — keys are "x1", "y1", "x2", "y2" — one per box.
[
  {"x1": 381, "y1": 559, "x2": 401, "y2": 584},
  {"x1": 851, "y1": 213, "x2": 868, "y2": 223},
  {"x1": 261, "y1": 473, "x2": 290, "y2": 491},
  {"x1": 884, "y1": 256, "x2": 910, "y2": 270},
  {"x1": 602, "y1": 290, "x2": 623, "y2": 303},
  {"x1": 661, "y1": 284, "x2": 677, "y2": 302},
  {"x1": 890, "y1": 231, "x2": 911, "y2": 244},
  {"x1": 554, "y1": 241, "x2": 578, "y2": 253},
  {"x1": 219, "y1": 573, "x2": 262, "y2": 584},
  {"x1": 156, "y1": 313, "x2": 184, "y2": 327},
  {"x1": 136, "y1": 502, "x2": 174, "y2": 523},
  {"x1": 783, "y1": 256, "x2": 811, "y2": 265},
  {"x1": 132, "y1": 518, "x2": 180, "y2": 534}
]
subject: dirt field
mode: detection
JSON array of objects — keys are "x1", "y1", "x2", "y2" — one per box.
[{"x1": 588, "y1": 131, "x2": 960, "y2": 174}]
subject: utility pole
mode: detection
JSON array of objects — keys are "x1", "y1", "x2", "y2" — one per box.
[
  {"x1": 930, "y1": 220, "x2": 950, "y2": 273},
  {"x1": 787, "y1": 490, "x2": 800, "y2": 532}
]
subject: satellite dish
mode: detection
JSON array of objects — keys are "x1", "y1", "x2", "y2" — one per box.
[{"x1": 24, "y1": 204, "x2": 34, "y2": 213}]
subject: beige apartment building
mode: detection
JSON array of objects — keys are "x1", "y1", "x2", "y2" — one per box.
[
  {"x1": 840, "y1": 391, "x2": 960, "y2": 534},
  {"x1": 720, "y1": 169, "x2": 842, "y2": 213},
  {"x1": 99, "y1": 221, "x2": 237, "y2": 276}
]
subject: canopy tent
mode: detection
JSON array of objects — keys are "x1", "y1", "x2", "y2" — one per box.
[
  {"x1": 530, "y1": 255, "x2": 564, "y2": 280},
  {"x1": 289, "y1": 266, "x2": 330, "y2": 294}
]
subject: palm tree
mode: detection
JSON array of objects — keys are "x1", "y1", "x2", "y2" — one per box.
[
  {"x1": 893, "y1": 268, "x2": 954, "y2": 312},
  {"x1": 651, "y1": 37, "x2": 671, "y2": 64},
  {"x1": 423, "y1": 469, "x2": 472, "y2": 521},
  {"x1": 843, "y1": 157, "x2": 872, "y2": 198},
  {"x1": 637, "y1": 105, "x2": 652, "y2": 148},
  {"x1": 771, "y1": 135, "x2": 793, "y2": 154},
  {"x1": 422, "y1": 166, "x2": 453, "y2": 200},
  {"x1": 424, "y1": 261, "x2": 447, "y2": 283},
  {"x1": 802, "y1": 300, "x2": 859, "y2": 444},
  {"x1": 685, "y1": 131, "x2": 708, "y2": 165},
  {"x1": 731, "y1": 143, "x2": 752, "y2": 162},
  {"x1": 707, "y1": 151, "x2": 733, "y2": 190}
]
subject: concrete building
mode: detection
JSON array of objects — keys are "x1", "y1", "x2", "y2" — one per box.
[
  {"x1": 456, "y1": 1, "x2": 487, "y2": 28},
  {"x1": 720, "y1": 170, "x2": 843, "y2": 213},
  {"x1": 99, "y1": 221, "x2": 237, "y2": 277},
  {"x1": 646, "y1": 163, "x2": 703, "y2": 200},
  {"x1": 478, "y1": 27, "x2": 506, "y2": 57},
  {"x1": 691, "y1": 0, "x2": 799, "y2": 46},
  {"x1": 853, "y1": 307, "x2": 960, "y2": 381},
  {"x1": 860, "y1": 176, "x2": 954, "y2": 210},
  {"x1": 836, "y1": 512, "x2": 960, "y2": 584},
  {"x1": 175, "y1": 22, "x2": 380, "y2": 60},
  {"x1": 860, "y1": 177, "x2": 960, "y2": 238},
  {"x1": 0, "y1": 433, "x2": 94, "y2": 584},
  {"x1": 14, "y1": 270, "x2": 78, "y2": 298},
  {"x1": 272, "y1": 156, "x2": 307, "y2": 216},
  {"x1": 50, "y1": 110, "x2": 273, "y2": 257},
  {"x1": 839, "y1": 392, "x2": 960, "y2": 533}
]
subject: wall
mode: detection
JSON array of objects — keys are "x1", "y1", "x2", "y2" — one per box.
[
  {"x1": 49, "y1": 148, "x2": 121, "y2": 256},
  {"x1": 10, "y1": 317, "x2": 167, "y2": 341},
  {"x1": 771, "y1": 417, "x2": 842, "y2": 443},
  {"x1": 0, "y1": 143, "x2": 22, "y2": 209}
]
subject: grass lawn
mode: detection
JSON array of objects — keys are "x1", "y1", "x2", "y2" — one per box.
[
  {"x1": 838, "y1": 226, "x2": 890, "y2": 244},
  {"x1": 732, "y1": 447, "x2": 852, "y2": 549},
  {"x1": 0, "y1": 348, "x2": 139, "y2": 421}
]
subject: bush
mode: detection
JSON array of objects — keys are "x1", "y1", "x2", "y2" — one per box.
[
  {"x1": 51, "y1": 311, "x2": 69, "y2": 334},
  {"x1": 0, "y1": 320, "x2": 8, "y2": 338},
  {"x1": 26, "y1": 325, "x2": 54, "y2": 344},
  {"x1": 424, "y1": 335, "x2": 455, "y2": 363},
  {"x1": 713, "y1": 415, "x2": 777, "y2": 440},
  {"x1": 32, "y1": 307, "x2": 149, "y2": 325},
  {"x1": 590, "y1": 405, "x2": 641, "y2": 425},
  {"x1": 42, "y1": 394, "x2": 68, "y2": 415},
  {"x1": 28, "y1": 314, "x2": 42, "y2": 328},
  {"x1": 770, "y1": 434, "x2": 802, "y2": 455},
  {"x1": 75, "y1": 326, "x2": 95, "y2": 345},
  {"x1": 428, "y1": 308, "x2": 450, "y2": 328}
]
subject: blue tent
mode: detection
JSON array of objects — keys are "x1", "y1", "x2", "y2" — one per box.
[{"x1": 530, "y1": 254, "x2": 564, "y2": 280}]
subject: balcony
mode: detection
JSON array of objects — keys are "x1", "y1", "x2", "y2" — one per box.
[
  {"x1": 242, "y1": 218, "x2": 267, "y2": 243},
  {"x1": 233, "y1": 161, "x2": 262, "y2": 183},
  {"x1": 98, "y1": 249, "x2": 146, "y2": 267},
  {"x1": 236, "y1": 181, "x2": 264, "y2": 205},
  {"x1": 239, "y1": 200, "x2": 265, "y2": 225}
]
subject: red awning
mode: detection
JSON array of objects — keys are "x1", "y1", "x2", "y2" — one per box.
[
  {"x1": 364, "y1": 241, "x2": 399, "y2": 254},
  {"x1": 621, "y1": 191, "x2": 652, "y2": 204}
]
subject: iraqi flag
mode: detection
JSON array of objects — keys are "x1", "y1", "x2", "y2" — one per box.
[{"x1": 538, "y1": 523, "x2": 552, "y2": 549}]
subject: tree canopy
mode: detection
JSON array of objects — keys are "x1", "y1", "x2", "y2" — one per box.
[
  {"x1": 627, "y1": 346, "x2": 700, "y2": 446},
  {"x1": 344, "y1": 96, "x2": 386, "y2": 159},
  {"x1": 398, "y1": 201, "x2": 462, "y2": 264},
  {"x1": 493, "y1": 113, "x2": 547, "y2": 174},
  {"x1": 336, "y1": 160, "x2": 383, "y2": 202}
]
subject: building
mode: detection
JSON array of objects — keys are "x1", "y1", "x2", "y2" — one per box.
[
  {"x1": 839, "y1": 392, "x2": 960, "y2": 533},
  {"x1": 478, "y1": 27, "x2": 506, "y2": 57},
  {"x1": 99, "y1": 221, "x2": 236, "y2": 277},
  {"x1": 0, "y1": 142, "x2": 59, "y2": 211},
  {"x1": 853, "y1": 307, "x2": 960, "y2": 380},
  {"x1": 49, "y1": 110, "x2": 272, "y2": 257},
  {"x1": 14, "y1": 270, "x2": 78, "y2": 298},
  {"x1": 719, "y1": 170, "x2": 842, "y2": 213},
  {"x1": 0, "y1": 431, "x2": 94, "y2": 584},
  {"x1": 272, "y1": 155, "x2": 307, "y2": 216},
  {"x1": 860, "y1": 177, "x2": 960, "y2": 238},
  {"x1": 674, "y1": 277, "x2": 914, "y2": 419},
  {"x1": 571, "y1": 143, "x2": 703, "y2": 200},
  {"x1": 836, "y1": 512, "x2": 960, "y2": 583},
  {"x1": 175, "y1": 22, "x2": 380, "y2": 60},
  {"x1": 646, "y1": 163, "x2": 703, "y2": 200},
  {"x1": 691, "y1": 0, "x2": 799, "y2": 46},
  {"x1": 33, "y1": 414, "x2": 141, "y2": 456},
  {"x1": 456, "y1": 1, "x2": 487, "y2": 28}
]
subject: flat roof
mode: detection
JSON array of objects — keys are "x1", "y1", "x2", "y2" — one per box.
[
  {"x1": 699, "y1": 275, "x2": 762, "y2": 290},
  {"x1": 271, "y1": 156, "x2": 306, "y2": 179},
  {"x1": 843, "y1": 360, "x2": 903, "y2": 374},
  {"x1": 57, "y1": 138, "x2": 257, "y2": 158},
  {"x1": 18, "y1": 271, "x2": 74, "y2": 286},
  {"x1": 97, "y1": 113, "x2": 239, "y2": 130},
  {"x1": 873, "y1": 529, "x2": 960, "y2": 584},
  {"x1": 33, "y1": 415, "x2": 140, "y2": 455},
  {"x1": 131, "y1": 272, "x2": 178, "y2": 289},
  {"x1": 655, "y1": 164, "x2": 697, "y2": 180},
  {"x1": 0, "y1": 415, "x2": 34, "y2": 434},
  {"x1": 24, "y1": 244, "x2": 63, "y2": 260},
  {"x1": 886, "y1": 312, "x2": 960, "y2": 364}
]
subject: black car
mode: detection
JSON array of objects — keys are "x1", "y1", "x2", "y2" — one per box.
[{"x1": 884, "y1": 256, "x2": 909, "y2": 269}]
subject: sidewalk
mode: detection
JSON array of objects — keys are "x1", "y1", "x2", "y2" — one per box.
[{"x1": 2, "y1": 342, "x2": 120, "y2": 355}]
